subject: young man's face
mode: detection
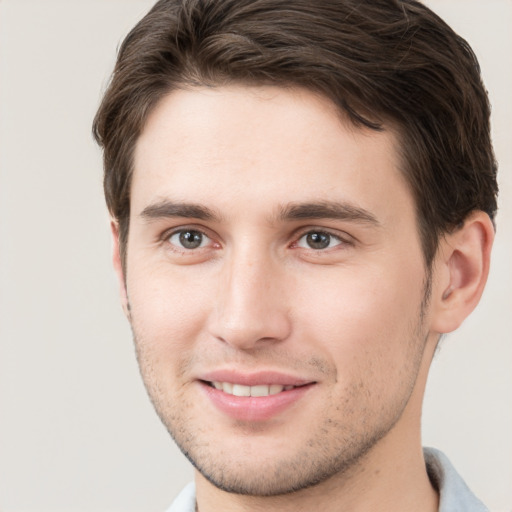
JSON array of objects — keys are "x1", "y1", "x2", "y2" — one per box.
[{"x1": 120, "y1": 86, "x2": 439, "y2": 495}]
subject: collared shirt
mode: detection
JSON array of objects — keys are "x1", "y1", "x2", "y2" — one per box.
[
  {"x1": 166, "y1": 447, "x2": 488, "y2": 512},
  {"x1": 424, "y1": 447, "x2": 488, "y2": 512}
]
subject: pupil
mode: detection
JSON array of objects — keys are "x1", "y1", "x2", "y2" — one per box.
[
  {"x1": 179, "y1": 230, "x2": 202, "y2": 249},
  {"x1": 307, "y1": 232, "x2": 330, "y2": 249}
]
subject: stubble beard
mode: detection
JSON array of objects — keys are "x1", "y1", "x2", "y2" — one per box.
[{"x1": 130, "y1": 275, "x2": 432, "y2": 497}]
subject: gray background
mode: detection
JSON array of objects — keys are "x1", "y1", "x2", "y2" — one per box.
[{"x1": 0, "y1": 0, "x2": 510, "y2": 510}]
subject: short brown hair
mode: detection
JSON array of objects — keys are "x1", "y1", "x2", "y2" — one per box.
[{"x1": 93, "y1": 0, "x2": 498, "y2": 268}]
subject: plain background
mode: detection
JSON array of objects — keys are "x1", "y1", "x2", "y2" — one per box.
[{"x1": 0, "y1": 0, "x2": 510, "y2": 510}]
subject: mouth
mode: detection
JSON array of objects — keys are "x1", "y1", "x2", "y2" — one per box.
[
  {"x1": 199, "y1": 376, "x2": 316, "y2": 421},
  {"x1": 204, "y1": 381, "x2": 305, "y2": 397}
]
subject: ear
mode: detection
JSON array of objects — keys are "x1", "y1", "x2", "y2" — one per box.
[
  {"x1": 110, "y1": 220, "x2": 130, "y2": 318},
  {"x1": 430, "y1": 211, "x2": 494, "y2": 334}
]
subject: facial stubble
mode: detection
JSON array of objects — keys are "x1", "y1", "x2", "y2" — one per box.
[{"x1": 128, "y1": 273, "x2": 433, "y2": 497}]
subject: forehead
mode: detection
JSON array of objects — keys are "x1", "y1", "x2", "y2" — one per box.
[{"x1": 132, "y1": 85, "x2": 412, "y2": 224}]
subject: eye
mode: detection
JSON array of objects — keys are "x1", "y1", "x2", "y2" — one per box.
[
  {"x1": 168, "y1": 229, "x2": 211, "y2": 250},
  {"x1": 296, "y1": 231, "x2": 344, "y2": 250}
]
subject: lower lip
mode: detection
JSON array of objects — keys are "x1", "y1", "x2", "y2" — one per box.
[{"x1": 200, "y1": 382, "x2": 314, "y2": 422}]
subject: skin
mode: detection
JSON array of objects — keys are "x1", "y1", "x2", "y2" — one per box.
[{"x1": 112, "y1": 85, "x2": 494, "y2": 512}]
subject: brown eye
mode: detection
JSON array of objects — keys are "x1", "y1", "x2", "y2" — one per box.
[{"x1": 169, "y1": 230, "x2": 209, "y2": 249}]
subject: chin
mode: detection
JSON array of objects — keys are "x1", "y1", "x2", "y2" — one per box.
[{"x1": 169, "y1": 420, "x2": 389, "y2": 497}]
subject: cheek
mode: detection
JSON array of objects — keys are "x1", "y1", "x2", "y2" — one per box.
[
  {"x1": 294, "y1": 261, "x2": 427, "y2": 377},
  {"x1": 126, "y1": 266, "x2": 214, "y2": 408},
  {"x1": 126, "y1": 263, "x2": 213, "y2": 354}
]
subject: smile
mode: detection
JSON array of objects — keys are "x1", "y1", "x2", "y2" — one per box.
[
  {"x1": 209, "y1": 382, "x2": 297, "y2": 397},
  {"x1": 201, "y1": 379, "x2": 315, "y2": 421}
]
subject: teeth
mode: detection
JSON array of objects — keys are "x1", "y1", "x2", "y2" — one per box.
[
  {"x1": 211, "y1": 382, "x2": 292, "y2": 397},
  {"x1": 269, "y1": 384, "x2": 285, "y2": 395},
  {"x1": 232, "y1": 384, "x2": 251, "y2": 397},
  {"x1": 251, "y1": 384, "x2": 272, "y2": 397}
]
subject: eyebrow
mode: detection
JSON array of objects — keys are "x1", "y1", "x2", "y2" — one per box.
[
  {"x1": 277, "y1": 201, "x2": 380, "y2": 226},
  {"x1": 139, "y1": 200, "x2": 220, "y2": 222},
  {"x1": 139, "y1": 199, "x2": 380, "y2": 227}
]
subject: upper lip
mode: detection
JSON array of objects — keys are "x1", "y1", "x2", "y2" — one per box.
[{"x1": 198, "y1": 370, "x2": 315, "y2": 387}]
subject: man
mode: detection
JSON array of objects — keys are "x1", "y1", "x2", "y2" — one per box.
[{"x1": 93, "y1": 0, "x2": 498, "y2": 510}]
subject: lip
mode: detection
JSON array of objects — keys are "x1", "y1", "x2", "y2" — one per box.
[
  {"x1": 199, "y1": 370, "x2": 313, "y2": 387},
  {"x1": 197, "y1": 370, "x2": 316, "y2": 422}
]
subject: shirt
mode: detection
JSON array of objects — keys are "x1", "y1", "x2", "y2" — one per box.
[{"x1": 166, "y1": 447, "x2": 488, "y2": 511}]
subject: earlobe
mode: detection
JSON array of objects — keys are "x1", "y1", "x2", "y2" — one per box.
[
  {"x1": 430, "y1": 211, "x2": 494, "y2": 334},
  {"x1": 110, "y1": 220, "x2": 130, "y2": 318}
]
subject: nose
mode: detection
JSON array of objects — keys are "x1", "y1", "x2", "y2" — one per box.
[{"x1": 207, "y1": 248, "x2": 292, "y2": 350}]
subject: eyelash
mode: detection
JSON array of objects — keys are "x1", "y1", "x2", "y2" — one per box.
[
  {"x1": 160, "y1": 226, "x2": 354, "y2": 254},
  {"x1": 292, "y1": 229, "x2": 353, "y2": 251},
  {"x1": 162, "y1": 227, "x2": 215, "y2": 253}
]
